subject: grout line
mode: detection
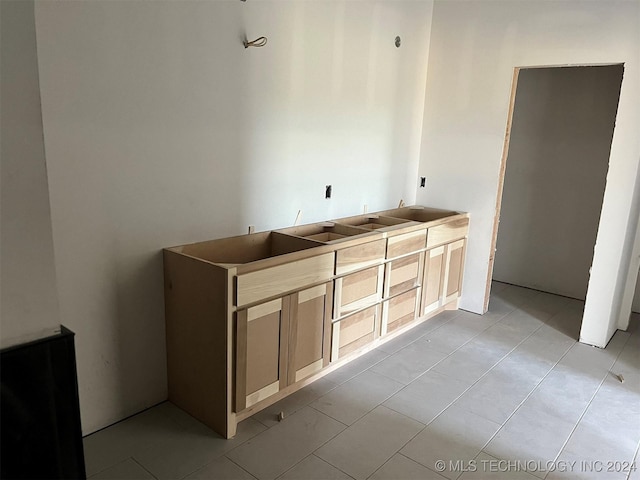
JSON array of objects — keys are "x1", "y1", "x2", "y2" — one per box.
[
  {"x1": 130, "y1": 457, "x2": 159, "y2": 480},
  {"x1": 222, "y1": 454, "x2": 261, "y2": 480},
  {"x1": 474, "y1": 327, "x2": 630, "y2": 480},
  {"x1": 626, "y1": 442, "x2": 640, "y2": 480},
  {"x1": 386, "y1": 302, "x2": 580, "y2": 475},
  {"x1": 539, "y1": 333, "x2": 634, "y2": 480},
  {"x1": 379, "y1": 299, "x2": 567, "y2": 428}
]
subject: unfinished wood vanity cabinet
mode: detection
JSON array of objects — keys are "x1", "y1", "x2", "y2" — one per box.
[{"x1": 163, "y1": 205, "x2": 469, "y2": 439}]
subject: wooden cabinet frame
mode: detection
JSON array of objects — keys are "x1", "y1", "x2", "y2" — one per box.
[{"x1": 164, "y1": 206, "x2": 469, "y2": 439}]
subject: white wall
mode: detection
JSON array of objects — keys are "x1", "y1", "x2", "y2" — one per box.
[
  {"x1": 1, "y1": 0, "x2": 60, "y2": 348},
  {"x1": 417, "y1": 0, "x2": 640, "y2": 348},
  {"x1": 34, "y1": 0, "x2": 434, "y2": 433},
  {"x1": 632, "y1": 270, "x2": 640, "y2": 313},
  {"x1": 493, "y1": 66, "x2": 622, "y2": 301}
]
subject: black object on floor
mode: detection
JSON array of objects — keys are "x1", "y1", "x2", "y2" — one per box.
[{"x1": 1, "y1": 326, "x2": 86, "y2": 479}]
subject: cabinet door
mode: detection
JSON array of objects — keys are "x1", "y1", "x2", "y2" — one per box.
[
  {"x1": 422, "y1": 246, "x2": 445, "y2": 315},
  {"x1": 334, "y1": 265, "x2": 384, "y2": 318},
  {"x1": 288, "y1": 283, "x2": 333, "y2": 384},
  {"x1": 235, "y1": 298, "x2": 290, "y2": 412},
  {"x1": 443, "y1": 239, "x2": 466, "y2": 305}
]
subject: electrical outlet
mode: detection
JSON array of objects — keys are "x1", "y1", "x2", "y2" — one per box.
[
  {"x1": 420, "y1": 177, "x2": 426, "y2": 188},
  {"x1": 325, "y1": 185, "x2": 332, "y2": 199}
]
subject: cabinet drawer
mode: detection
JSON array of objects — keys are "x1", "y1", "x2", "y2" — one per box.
[
  {"x1": 331, "y1": 304, "x2": 380, "y2": 361},
  {"x1": 334, "y1": 265, "x2": 384, "y2": 318},
  {"x1": 426, "y1": 218, "x2": 469, "y2": 249},
  {"x1": 386, "y1": 230, "x2": 427, "y2": 259},
  {"x1": 382, "y1": 288, "x2": 420, "y2": 335},
  {"x1": 384, "y1": 252, "x2": 423, "y2": 298},
  {"x1": 236, "y1": 253, "x2": 334, "y2": 307},
  {"x1": 335, "y1": 239, "x2": 386, "y2": 276}
]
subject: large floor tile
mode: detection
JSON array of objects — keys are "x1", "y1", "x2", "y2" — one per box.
[
  {"x1": 547, "y1": 448, "x2": 629, "y2": 480},
  {"x1": 89, "y1": 458, "x2": 155, "y2": 480},
  {"x1": 309, "y1": 370, "x2": 403, "y2": 425},
  {"x1": 315, "y1": 406, "x2": 424, "y2": 480},
  {"x1": 518, "y1": 292, "x2": 571, "y2": 322},
  {"x1": 561, "y1": 379, "x2": 640, "y2": 463},
  {"x1": 470, "y1": 323, "x2": 531, "y2": 358},
  {"x1": 486, "y1": 296, "x2": 517, "y2": 320},
  {"x1": 383, "y1": 370, "x2": 472, "y2": 425},
  {"x1": 83, "y1": 403, "x2": 196, "y2": 477},
  {"x1": 374, "y1": 312, "x2": 456, "y2": 355},
  {"x1": 225, "y1": 407, "x2": 345, "y2": 480},
  {"x1": 370, "y1": 341, "x2": 448, "y2": 384},
  {"x1": 421, "y1": 317, "x2": 488, "y2": 355},
  {"x1": 134, "y1": 418, "x2": 266, "y2": 480},
  {"x1": 514, "y1": 324, "x2": 575, "y2": 364},
  {"x1": 185, "y1": 456, "x2": 257, "y2": 480},
  {"x1": 401, "y1": 405, "x2": 501, "y2": 480},
  {"x1": 498, "y1": 309, "x2": 545, "y2": 336},
  {"x1": 431, "y1": 341, "x2": 505, "y2": 385},
  {"x1": 629, "y1": 448, "x2": 640, "y2": 480},
  {"x1": 277, "y1": 455, "x2": 353, "y2": 480},
  {"x1": 458, "y1": 452, "x2": 539, "y2": 480},
  {"x1": 369, "y1": 454, "x2": 447, "y2": 480},
  {"x1": 523, "y1": 365, "x2": 601, "y2": 424},
  {"x1": 484, "y1": 403, "x2": 577, "y2": 478},
  {"x1": 559, "y1": 332, "x2": 629, "y2": 376},
  {"x1": 252, "y1": 377, "x2": 338, "y2": 428},
  {"x1": 453, "y1": 360, "x2": 543, "y2": 425},
  {"x1": 323, "y1": 349, "x2": 390, "y2": 385}
]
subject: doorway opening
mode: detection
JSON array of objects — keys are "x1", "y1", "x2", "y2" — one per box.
[{"x1": 484, "y1": 64, "x2": 624, "y2": 336}]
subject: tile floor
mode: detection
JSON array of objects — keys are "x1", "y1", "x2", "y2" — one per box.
[{"x1": 84, "y1": 282, "x2": 640, "y2": 480}]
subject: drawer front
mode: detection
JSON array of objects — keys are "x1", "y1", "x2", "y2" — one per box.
[
  {"x1": 382, "y1": 287, "x2": 420, "y2": 335},
  {"x1": 236, "y1": 253, "x2": 334, "y2": 307},
  {"x1": 384, "y1": 252, "x2": 423, "y2": 298},
  {"x1": 334, "y1": 265, "x2": 384, "y2": 318},
  {"x1": 335, "y1": 239, "x2": 386, "y2": 276},
  {"x1": 331, "y1": 304, "x2": 380, "y2": 361},
  {"x1": 386, "y1": 229, "x2": 427, "y2": 259},
  {"x1": 426, "y1": 218, "x2": 470, "y2": 249}
]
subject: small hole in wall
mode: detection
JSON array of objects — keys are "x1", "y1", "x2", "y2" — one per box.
[
  {"x1": 325, "y1": 185, "x2": 332, "y2": 199},
  {"x1": 420, "y1": 177, "x2": 426, "y2": 188}
]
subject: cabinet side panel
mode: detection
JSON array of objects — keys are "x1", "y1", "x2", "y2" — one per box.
[{"x1": 163, "y1": 250, "x2": 229, "y2": 436}]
